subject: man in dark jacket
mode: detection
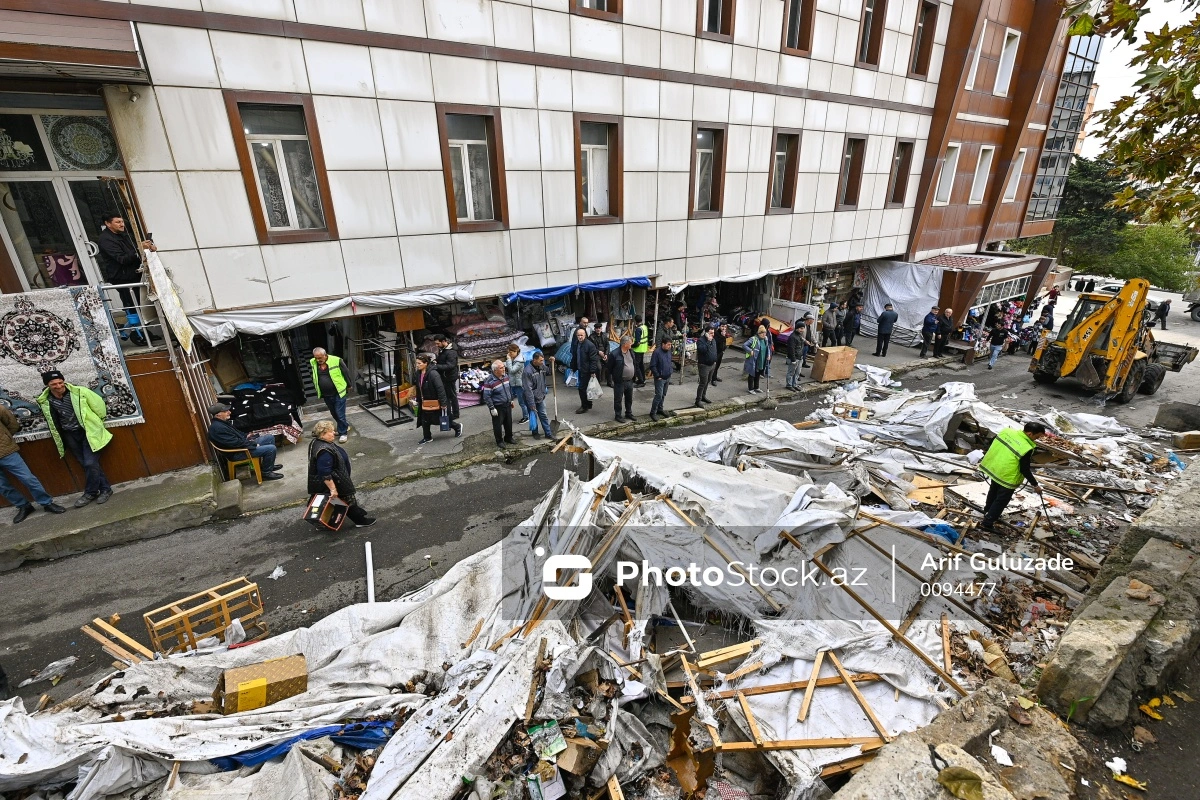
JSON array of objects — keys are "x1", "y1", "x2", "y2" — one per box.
[
  {"x1": 96, "y1": 213, "x2": 158, "y2": 344},
  {"x1": 590, "y1": 323, "x2": 611, "y2": 386},
  {"x1": 934, "y1": 307, "x2": 954, "y2": 357},
  {"x1": 435, "y1": 336, "x2": 461, "y2": 420},
  {"x1": 694, "y1": 325, "x2": 718, "y2": 407},
  {"x1": 207, "y1": 403, "x2": 282, "y2": 480},
  {"x1": 608, "y1": 336, "x2": 638, "y2": 422},
  {"x1": 572, "y1": 328, "x2": 600, "y2": 413},
  {"x1": 785, "y1": 318, "x2": 805, "y2": 390},
  {"x1": 712, "y1": 322, "x2": 728, "y2": 382},
  {"x1": 843, "y1": 304, "x2": 863, "y2": 347},
  {"x1": 657, "y1": 317, "x2": 678, "y2": 347},
  {"x1": 523, "y1": 352, "x2": 553, "y2": 439},
  {"x1": 920, "y1": 306, "x2": 939, "y2": 357},
  {"x1": 875, "y1": 303, "x2": 899, "y2": 357},
  {"x1": 1156, "y1": 298, "x2": 1171, "y2": 330},
  {"x1": 649, "y1": 339, "x2": 674, "y2": 421},
  {"x1": 481, "y1": 361, "x2": 517, "y2": 448}
]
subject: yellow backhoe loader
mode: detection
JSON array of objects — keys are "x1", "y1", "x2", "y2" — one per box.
[{"x1": 1029, "y1": 278, "x2": 1197, "y2": 402}]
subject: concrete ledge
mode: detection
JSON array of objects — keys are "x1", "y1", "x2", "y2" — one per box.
[{"x1": 213, "y1": 478, "x2": 243, "y2": 519}]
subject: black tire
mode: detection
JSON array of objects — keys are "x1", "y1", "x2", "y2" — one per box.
[
  {"x1": 1191, "y1": 306, "x2": 1200, "y2": 323},
  {"x1": 1032, "y1": 370, "x2": 1058, "y2": 384},
  {"x1": 1139, "y1": 362, "x2": 1167, "y2": 395},
  {"x1": 1114, "y1": 361, "x2": 1145, "y2": 403}
]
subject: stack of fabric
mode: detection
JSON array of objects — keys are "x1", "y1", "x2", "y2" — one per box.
[
  {"x1": 222, "y1": 384, "x2": 302, "y2": 441},
  {"x1": 447, "y1": 310, "x2": 524, "y2": 361}
]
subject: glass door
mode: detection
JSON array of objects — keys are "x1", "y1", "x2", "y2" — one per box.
[{"x1": 0, "y1": 179, "x2": 90, "y2": 289}]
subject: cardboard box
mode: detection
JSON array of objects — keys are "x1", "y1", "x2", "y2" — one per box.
[
  {"x1": 810, "y1": 346, "x2": 857, "y2": 382},
  {"x1": 213, "y1": 654, "x2": 307, "y2": 714},
  {"x1": 557, "y1": 737, "x2": 606, "y2": 775}
]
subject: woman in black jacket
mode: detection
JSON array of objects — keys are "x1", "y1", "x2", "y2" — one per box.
[
  {"x1": 308, "y1": 420, "x2": 375, "y2": 527},
  {"x1": 415, "y1": 353, "x2": 462, "y2": 444}
]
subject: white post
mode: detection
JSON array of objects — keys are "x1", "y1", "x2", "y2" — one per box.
[{"x1": 364, "y1": 541, "x2": 375, "y2": 604}]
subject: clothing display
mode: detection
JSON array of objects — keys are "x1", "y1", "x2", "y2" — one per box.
[{"x1": 219, "y1": 385, "x2": 300, "y2": 434}]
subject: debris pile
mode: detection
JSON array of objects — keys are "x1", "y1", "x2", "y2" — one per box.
[{"x1": 1, "y1": 377, "x2": 1191, "y2": 800}]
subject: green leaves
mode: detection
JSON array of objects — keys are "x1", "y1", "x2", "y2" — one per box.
[{"x1": 936, "y1": 766, "x2": 985, "y2": 800}]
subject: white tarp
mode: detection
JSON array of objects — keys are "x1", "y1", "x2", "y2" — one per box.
[
  {"x1": 668, "y1": 264, "x2": 802, "y2": 294},
  {"x1": 188, "y1": 283, "x2": 476, "y2": 345},
  {"x1": 860, "y1": 260, "x2": 944, "y2": 335}
]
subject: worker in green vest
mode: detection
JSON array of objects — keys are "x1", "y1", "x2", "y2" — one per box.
[
  {"x1": 631, "y1": 315, "x2": 649, "y2": 387},
  {"x1": 311, "y1": 347, "x2": 350, "y2": 442},
  {"x1": 978, "y1": 422, "x2": 1046, "y2": 531}
]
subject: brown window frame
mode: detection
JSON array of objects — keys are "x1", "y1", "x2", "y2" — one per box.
[
  {"x1": 571, "y1": 0, "x2": 622, "y2": 22},
  {"x1": 688, "y1": 122, "x2": 728, "y2": 220},
  {"x1": 696, "y1": 0, "x2": 736, "y2": 43},
  {"x1": 224, "y1": 90, "x2": 338, "y2": 246},
  {"x1": 908, "y1": 0, "x2": 939, "y2": 77},
  {"x1": 856, "y1": 0, "x2": 887, "y2": 68},
  {"x1": 573, "y1": 113, "x2": 623, "y2": 226},
  {"x1": 781, "y1": 0, "x2": 817, "y2": 57},
  {"x1": 885, "y1": 139, "x2": 915, "y2": 207},
  {"x1": 434, "y1": 103, "x2": 510, "y2": 234},
  {"x1": 765, "y1": 128, "x2": 801, "y2": 214},
  {"x1": 835, "y1": 136, "x2": 867, "y2": 210}
]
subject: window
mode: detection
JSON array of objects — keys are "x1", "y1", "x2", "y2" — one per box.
[
  {"x1": 994, "y1": 29, "x2": 1021, "y2": 96},
  {"x1": 224, "y1": 92, "x2": 337, "y2": 245},
  {"x1": 436, "y1": 105, "x2": 508, "y2": 232},
  {"x1": 934, "y1": 143, "x2": 960, "y2": 205},
  {"x1": 965, "y1": 20, "x2": 986, "y2": 90},
  {"x1": 836, "y1": 137, "x2": 866, "y2": 209},
  {"x1": 909, "y1": 1, "x2": 939, "y2": 76},
  {"x1": 857, "y1": 0, "x2": 887, "y2": 66},
  {"x1": 767, "y1": 130, "x2": 801, "y2": 212},
  {"x1": 969, "y1": 145, "x2": 994, "y2": 204},
  {"x1": 690, "y1": 124, "x2": 727, "y2": 217},
  {"x1": 1002, "y1": 148, "x2": 1026, "y2": 202},
  {"x1": 886, "y1": 140, "x2": 914, "y2": 206},
  {"x1": 575, "y1": 115, "x2": 622, "y2": 224},
  {"x1": 782, "y1": 0, "x2": 816, "y2": 55},
  {"x1": 698, "y1": 0, "x2": 735, "y2": 40},
  {"x1": 573, "y1": 0, "x2": 621, "y2": 21}
]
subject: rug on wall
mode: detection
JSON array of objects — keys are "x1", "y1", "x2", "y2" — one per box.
[{"x1": 0, "y1": 285, "x2": 143, "y2": 442}]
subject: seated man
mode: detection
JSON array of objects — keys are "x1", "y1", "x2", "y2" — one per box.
[{"x1": 207, "y1": 402, "x2": 283, "y2": 481}]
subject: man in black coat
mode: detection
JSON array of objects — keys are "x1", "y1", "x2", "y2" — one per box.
[
  {"x1": 96, "y1": 213, "x2": 158, "y2": 343},
  {"x1": 920, "y1": 306, "x2": 939, "y2": 357},
  {"x1": 934, "y1": 307, "x2": 954, "y2": 357},
  {"x1": 694, "y1": 325, "x2": 718, "y2": 407},
  {"x1": 435, "y1": 336, "x2": 461, "y2": 419},
  {"x1": 206, "y1": 403, "x2": 282, "y2": 480},
  {"x1": 875, "y1": 303, "x2": 899, "y2": 357},
  {"x1": 712, "y1": 322, "x2": 728, "y2": 382},
  {"x1": 572, "y1": 328, "x2": 600, "y2": 414}
]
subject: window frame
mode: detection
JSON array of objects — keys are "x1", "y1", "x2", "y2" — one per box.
[
  {"x1": 969, "y1": 145, "x2": 995, "y2": 204},
  {"x1": 573, "y1": 113, "x2": 623, "y2": 226},
  {"x1": 571, "y1": 0, "x2": 622, "y2": 23},
  {"x1": 908, "y1": 0, "x2": 939, "y2": 78},
  {"x1": 933, "y1": 142, "x2": 961, "y2": 206},
  {"x1": 965, "y1": 20, "x2": 986, "y2": 90},
  {"x1": 434, "y1": 103, "x2": 509, "y2": 233},
  {"x1": 1002, "y1": 147, "x2": 1027, "y2": 203},
  {"x1": 223, "y1": 90, "x2": 338, "y2": 246},
  {"x1": 993, "y1": 28, "x2": 1021, "y2": 96},
  {"x1": 885, "y1": 139, "x2": 915, "y2": 208},
  {"x1": 688, "y1": 122, "x2": 728, "y2": 220},
  {"x1": 780, "y1": 0, "x2": 817, "y2": 57},
  {"x1": 856, "y1": 0, "x2": 887, "y2": 68},
  {"x1": 835, "y1": 136, "x2": 867, "y2": 210},
  {"x1": 696, "y1": 0, "x2": 736, "y2": 43},
  {"x1": 765, "y1": 127, "x2": 801, "y2": 214}
]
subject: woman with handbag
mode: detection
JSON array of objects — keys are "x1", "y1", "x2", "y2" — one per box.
[
  {"x1": 308, "y1": 420, "x2": 375, "y2": 527},
  {"x1": 415, "y1": 353, "x2": 463, "y2": 444}
]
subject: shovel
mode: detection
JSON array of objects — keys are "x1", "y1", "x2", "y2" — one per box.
[{"x1": 548, "y1": 357, "x2": 562, "y2": 434}]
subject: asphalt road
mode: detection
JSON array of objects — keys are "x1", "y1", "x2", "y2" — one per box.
[{"x1": 4, "y1": 335, "x2": 1198, "y2": 712}]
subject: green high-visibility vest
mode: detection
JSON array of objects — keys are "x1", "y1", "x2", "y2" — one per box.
[
  {"x1": 632, "y1": 324, "x2": 650, "y2": 354},
  {"x1": 979, "y1": 428, "x2": 1036, "y2": 489},
  {"x1": 311, "y1": 354, "x2": 348, "y2": 399}
]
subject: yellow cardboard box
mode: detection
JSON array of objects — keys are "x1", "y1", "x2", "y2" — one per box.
[{"x1": 213, "y1": 654, "x2": 308, "y2": 714}]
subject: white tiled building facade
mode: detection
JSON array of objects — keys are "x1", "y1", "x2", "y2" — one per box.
[{"x1": 97, "y1": 0, "x2": 950, "y2": 315}]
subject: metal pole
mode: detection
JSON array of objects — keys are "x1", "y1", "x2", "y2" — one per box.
[{"x1": 364, "y1": 541, "x2": 375, "y2": 603}]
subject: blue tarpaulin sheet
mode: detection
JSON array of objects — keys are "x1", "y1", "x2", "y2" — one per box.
[
  {"x1": 210, "y1": 721, "x2": 395, "y2": 770},
  {"x1": 505, "y1": 277, "x2": 651, "y2": 304}
]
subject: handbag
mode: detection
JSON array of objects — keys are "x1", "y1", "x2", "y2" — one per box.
[
  {"x1": 421, "y1": 399, "x2": 441, "y2": 411},
  {"x1": 303, "y1": 493, "x2": 350, "y2": 532},
  {"x1": 440, "y1": 409, "x2": 451, "y2": 431}
]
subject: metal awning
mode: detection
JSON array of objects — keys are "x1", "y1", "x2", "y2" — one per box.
[{"x1": 0, "y1": 10, "x2": 147, "y2": 82}]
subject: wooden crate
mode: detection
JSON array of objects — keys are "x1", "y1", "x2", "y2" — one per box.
[{"x1": 144, "y1": 577, "x2": 268, "y2": 654}]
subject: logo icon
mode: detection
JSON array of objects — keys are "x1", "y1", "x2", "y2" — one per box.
[{"x1": 540, "y1": 548, "x2": 593, "y2": 600}]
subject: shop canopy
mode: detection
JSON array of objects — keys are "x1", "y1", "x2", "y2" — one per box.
[
  {"x1": 503, "y1": 276, "x2": 651, "y2": 304},
  {"x1": 667, "y1": 264, "x2": 802, "y2": 294},
  {"x1": 189, "y1": 283, "x2": 476, "y2": 345}
]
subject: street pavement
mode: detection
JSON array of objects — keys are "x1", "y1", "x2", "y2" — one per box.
[{"x1": 5, "y1": 320, "x2": 1200, "y2": 708}]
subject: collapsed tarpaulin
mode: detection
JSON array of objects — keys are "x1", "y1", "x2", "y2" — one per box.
[
  {"x1": 188, "y1": 283, "x2": 476, "y2": 345},
  {"x1": 209, "y1": 721, "x2": 394, "y2": 770},
  {"x1": 504, "y1": 276, "x2": 651, "y2": 304},
  {"x1": 668, "y1": 264, "x2": 802, "y2": 294}
]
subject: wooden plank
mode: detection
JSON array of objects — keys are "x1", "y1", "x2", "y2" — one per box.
[
  {"x1": 461, "y1": 618, "x2": 484, "y2": 650},
  {"x1": 663, "y1": 496, "x2": 697, "y2": 526},
  {"x1": 551, "y1": 434, "x2": 574, "y2": 453},
  {"x1": 697, "y1": 639, "x2": 761, "y2": 669},
  {"x1": 606, "y1": 776, "x2": 626, "y2": 800},
  {"x1": 724, "y1": 660, "x2": 763, "y2": 683},
  {"x1": 820, "y1": 753, "x2": 878, "y2": 778},
  {"x1": 793, "y1": 420, "x2": 822, "y2": 429},
  {"x1": 718, "y1": 737, "x2": 884, "y2": 752},
  {"x1": 798, "y1": 650, "x2": 826, "y2": 722},
  {"x1": 613, "y1": 585, "x2": 633, "y2": 649},
  {"x1": 828, "y1": 650, "x2": 892, "y2": 743},
  {"x1": 736, "y1": 691, "x2": 765, "y2": 747},
  {"x1": 523, "y1": 637, "x2": 548, "y2": 724},
  {"x1": 91, "y1": 618, "x2": 154, "y2": 660},
  {"x1": 80, "y1": 625, "x2": 141, "y2": 665},
  {"x1": 682, "y1": 673, "x2": 882, "y2": 704},
  {"x1": 680, "y1": 656, "x2": 721, "y2": 749},
  {"x1": 941, "y1": 614, "x2": 952, "y2": 673}
]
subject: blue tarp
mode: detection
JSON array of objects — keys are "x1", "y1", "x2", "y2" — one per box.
[
  {"x1": 505, "y1": 277, "x2": 651, "y2": 304},
  {"x1": 210, "y1": 721, "x2": 395, "y2": 770}
]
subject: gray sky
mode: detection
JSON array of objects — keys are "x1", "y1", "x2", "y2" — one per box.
[{"x1": 1079, "y1": 0, "x2": 1174, "y2": 157}]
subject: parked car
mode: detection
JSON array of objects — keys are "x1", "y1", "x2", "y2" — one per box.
[{"x1": 1093, "y1": 283, "x2": 1160, "y2": 312}]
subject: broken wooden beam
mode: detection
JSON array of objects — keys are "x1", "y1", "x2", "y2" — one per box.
[
  {"x1": 680, "y1": 672, "x2": 882, "y2": 704},
  {"x1": 827, "y1": 650, "x2": 892, "y2": 743},
  {"x1": 696, "y1": 639, "x2": 762, "y2": 670},
  {"x1": 718, "y1": 736, "x2": 885, "y2": 752},
  {"x1": 798, "y1": 650, "x2": 826, "y2": 722}
]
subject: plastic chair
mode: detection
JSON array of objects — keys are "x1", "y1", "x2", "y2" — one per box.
[{"x1": 211, "y1": 444, "x2": 263, "y2": 484}]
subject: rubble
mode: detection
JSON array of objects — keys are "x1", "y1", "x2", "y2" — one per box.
[{"x1": 1, "y1": 375, "x2": 1193, "y2": 799}]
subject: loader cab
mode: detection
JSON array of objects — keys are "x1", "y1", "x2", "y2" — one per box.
[{"x1": 1056, "y1": 296, "x2": 1109, "y2": 346}]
